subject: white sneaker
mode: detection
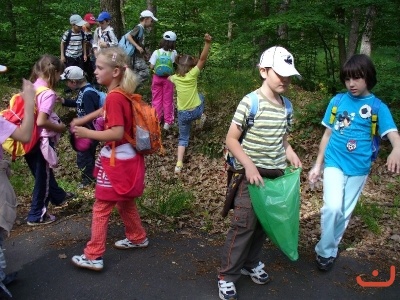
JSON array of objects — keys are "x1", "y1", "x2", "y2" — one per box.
[
  {"x1": 174, "y1": 165, "x2": 183, "y2": 173},
  {"x1": 114, "y1": 237, "x2": 149, "y2": 250},
  {"x1": 163, "y1": 123, "x2": 170, "y2": 130},
  {"x1": 71, "y1": 254, "x2": 103, "y2": 271},
  {"x1": 240, "y1": 261, "x2": 270, "y2": 284},
  {"x1": 197, "y1": 113, "x2": 206, "y2": 129},
  {"x1": 218, "y1": 280, "x2": 237, "y2": 300}
]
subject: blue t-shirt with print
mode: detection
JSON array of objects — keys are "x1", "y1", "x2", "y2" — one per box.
[{"x1": 322, "y1": 92, "x2": 397, "y2": 176}]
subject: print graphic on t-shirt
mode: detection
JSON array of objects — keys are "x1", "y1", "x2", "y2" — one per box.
[
  {"x1": 346, "y1": 139, "x2": 357, "y2": 152},
  {"x1": 334, "y1": 111, "x2": 355, "y2": 134},
  {"x1": 359, "y1": 104, "x2": 372, "y2": 119}
]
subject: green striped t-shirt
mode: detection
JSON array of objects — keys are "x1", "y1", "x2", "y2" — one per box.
[{"x1": 231, "y1": 89, "x2": 293, "y2": 170}]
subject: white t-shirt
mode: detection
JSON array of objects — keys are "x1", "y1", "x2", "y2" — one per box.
[{"x1": 149, "y1": 48, "x2": 177, "y2": 66}]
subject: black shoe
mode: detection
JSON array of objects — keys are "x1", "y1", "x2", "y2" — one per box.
[{"x1": 316, "y1": 255, "x2": 335, "y2": 271}]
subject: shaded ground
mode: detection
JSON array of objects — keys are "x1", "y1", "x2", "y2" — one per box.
[{"x1": 3, "y1": 215, "x2": 399, "y2": 300}]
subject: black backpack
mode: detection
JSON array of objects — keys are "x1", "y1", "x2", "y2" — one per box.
[{"x1": 64, "y1": 29, "x2": 85, "y2": 54}]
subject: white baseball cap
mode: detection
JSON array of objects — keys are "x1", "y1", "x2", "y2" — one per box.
[
  {"x1": 61, "y1": 66, "x2": 85, "y2": 80},
  {"x1": 259, "y1": 46, "x2": 301, "y2": 78},
  {"x1": 0, "y1": 65, "x2": 7, "y2": 73},
  {"x1": 163, "y1": 31, "x2": 177, "y2": 42},
  {"x1": 70, "y1": 14, "x2": 86, "y2": 27},
  {"x1": 140, "y1": 10, "x2": 158, "y2": 21}
]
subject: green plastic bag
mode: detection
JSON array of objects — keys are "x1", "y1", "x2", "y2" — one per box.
[{"x1": 248, "y1": 167, "x2": 301, "y2": 261}]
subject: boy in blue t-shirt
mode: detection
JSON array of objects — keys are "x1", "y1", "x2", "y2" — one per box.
[{"x1": 309, "y1": 54, "x2": 400, "y2": 271}]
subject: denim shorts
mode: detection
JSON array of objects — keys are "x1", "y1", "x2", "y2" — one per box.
[{"x1": 177, "y1": 94, "x2": 205, "y2": 147}]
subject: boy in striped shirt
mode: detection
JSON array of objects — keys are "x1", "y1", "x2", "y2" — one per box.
[
  {"x1": 60, "y1": 14, "x2": 87, "y2": 69},
  {"x1": 218, "y1": 46, "x2": 302, "y2": 300}
]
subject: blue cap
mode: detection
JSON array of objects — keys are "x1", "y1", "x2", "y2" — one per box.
[{"x1": 97, "y1": 11, "x2": 111, "y2": 22}]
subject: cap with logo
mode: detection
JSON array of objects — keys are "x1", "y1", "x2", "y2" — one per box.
[
  {"x1": 84, "y1": 13, "x2": 97, "y2": 24},
  {"x1": 259, "y1": 46, "x2": 301, "y2": 78},
  {"x1": 69, "y1": 14, "x2": 86, "y2": 27},
  {"x1": 163, "y1": 31, "x2": 177, "y2": 42},
  {"x1": 61, "y1": 66, "x2": 85, "y2": 80},
  {"x1": 140, "y1": 10, "x2": 158, "y2": 22}
]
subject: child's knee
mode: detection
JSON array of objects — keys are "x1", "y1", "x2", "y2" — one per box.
[{"x1": 178, "y1": 139, "x2": 189, "y2": 147}]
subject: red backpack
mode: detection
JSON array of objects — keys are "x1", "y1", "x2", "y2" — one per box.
[{"x1": 0, "y1": 86, "x2": 49, "y2": 161}]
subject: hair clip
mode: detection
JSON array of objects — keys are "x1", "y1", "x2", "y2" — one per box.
[{"x1": 112, "y1": 53, "x2": 117, "y2": 62}]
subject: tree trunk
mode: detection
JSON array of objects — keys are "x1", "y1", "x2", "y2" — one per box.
[
  {"x1": 360, "y1": 6, "x2": 377, "y2": 56},
  {"x1": 277, "y1": 0, "x2": 290, "y2": 40},
  {"x1": 100, "y1": 0, "x2": 123, "y2": 39},
  {"x1": 258, "y1": 0, "x2": 270, "y2": 49},
  {"x1": 4, "y1": 0, "x2": 17, "y2": 55},
  {"x1": 335, "y1": 7, "x2": 346, "y2": 67},
  {"x1": 228, "y1": 1, "x2": 234, "y2": 40},
  {"x1": 346, "y1": 8, "x2": 361, "y2": 60}
]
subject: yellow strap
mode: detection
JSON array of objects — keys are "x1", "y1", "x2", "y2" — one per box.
[
  {"x1": 371, "y1": 114, "x2": 378, "y2": 136},
  {"x1": 329, "y1": 106, "x2": 337, "y2": 124}
]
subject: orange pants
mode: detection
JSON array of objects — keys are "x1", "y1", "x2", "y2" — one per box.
[{"x1": 84, "y1": 199, "x2": 147, "y2": 259}]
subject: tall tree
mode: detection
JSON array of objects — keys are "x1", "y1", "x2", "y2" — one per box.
[
  {"x1": 346, "y1": 8, "x2": 361, "y2": 60},
  {"x1": 360, "y1": 6, "x2": 377, "y2": 56},
  {"x1": 100, "y1": 0, "x2": 123, "y2": 38}
]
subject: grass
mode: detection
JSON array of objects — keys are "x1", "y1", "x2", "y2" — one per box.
[
  {"x1": 138, "y1": 174, "x2": 194, "y2": 218},
  {"x1": 354, "y1": 197, "x2": 383, "y2": 234}
]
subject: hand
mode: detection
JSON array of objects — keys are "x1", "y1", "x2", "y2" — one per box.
[
  {"x1": 288, "y1": 153, "x2": 302, "y2": 168},
  {"x1": 204, "y1": 33, "x2": 212, "y2": 43},
  {"x1": 244, "y1": 162, "x2": 264, "y2": 186},
  {"x1": 137, "y1": 46, "x2": 144, "y2": 54},
  {"x1": 386, "y1": 149, "x2": 400, "y2": 173},
  {"x1": 308, "y1": 164, "x2": 322, "y2": 184},
  {"x1": 73, "y1": 126, "x2": 90, "y2": 138},
  {"x1": 84, "y1": 54, "x2": 87, "y2": 62},
  {"x1": 58, "y1": 123, "x2": 67, "y2": 133},
  {"x1": 20, "y1": 79, "x2": 35, "y2": 109},
  {"x1": 70, "y1": 118, "x2": 83, "y2": 128},
  {"x1": 99, "y1": 41, "x2": 107, "y2": 48},
  {"x1": 56, "y1": 96, "x2": 64, "y2": 104}
]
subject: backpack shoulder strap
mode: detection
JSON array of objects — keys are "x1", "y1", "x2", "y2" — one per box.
[
  {"x1": 329, "y1": 93, "x2": 345, "y2": 124},
  {"x1": 371, "y1": 96, "x2": 381, "y2": 136},
  {"x1": 65, "y1": 29, "x2": 72, "y2": 48},
  {"x1": 80, "y1": 30, "x2": 85, "y2": 42},
  {"x1": 281, "y1": 96, "x2": 293, "y2": 127},
  {"x1": 246, "y1": 91, "x2": 259, "y2": 123}
]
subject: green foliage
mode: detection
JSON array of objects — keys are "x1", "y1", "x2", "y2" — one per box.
[
  {"x1": 9, "y1": 159, "x2": 34, "y2": 197},
  {"x1": 138, "y1": 176, "x2": 194, "y2": 218},
  {"x1": 354, "y1": 198, "x2": 383, "y2": 234}
]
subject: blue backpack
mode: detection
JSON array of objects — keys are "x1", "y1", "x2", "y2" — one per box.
[
  {"x1": 154, "y1": 50, "x2": 174, "y2": 76},
  {"x1": 84, "y1": 86, "x2": 107, "y2": 108},
  {"x1": 225, "y1": 91, "x2": 293, "y2": 168},
  {"x1": 118, "y1": 26, "x2": 144, "y2": 57},
  {"x1": 329, "y1": 93, "x2": 381, "y2": 161}
]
